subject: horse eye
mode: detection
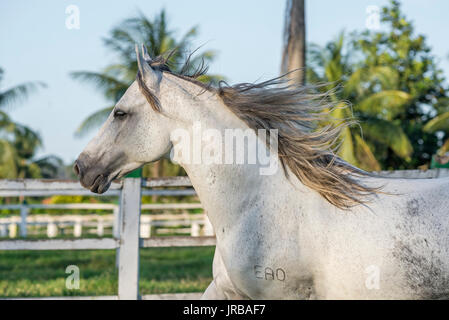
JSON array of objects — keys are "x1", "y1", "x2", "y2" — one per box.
[{"x1": 114, "y1": 110, "x2": 127, "y2": 118}]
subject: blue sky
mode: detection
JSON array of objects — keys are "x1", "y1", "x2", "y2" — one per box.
[{"x1": 1, "y1": 0, "x2": 449, "y2": 163}]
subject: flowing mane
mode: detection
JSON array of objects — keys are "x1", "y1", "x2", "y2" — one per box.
[{"x1": 137, "y1": 53, "x2": 382, "y2": 209}]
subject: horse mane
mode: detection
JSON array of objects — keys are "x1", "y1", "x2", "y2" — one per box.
[{"x1": 137, "y1": 52, "x2": 382, "y2": 210}]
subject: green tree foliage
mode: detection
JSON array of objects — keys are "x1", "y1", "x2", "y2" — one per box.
[
  {"x1": 308, "y1": 0, "x2": 448, "y2": 170},
  {"x1": 0, "y1": 68, "x2": 63, "y2": 178},
  {"x1": 355, "y1": 0, "x2": 448, "y2": 169},
  {"x1": 307, "y1": 32, "x2": 413, "y2": 171}
]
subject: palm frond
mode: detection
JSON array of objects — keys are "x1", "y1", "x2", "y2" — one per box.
[
  {"x1": 423, "y1": 111, "x2": 449, "y2": 132},
  {"x1": 12, "y1": 124, "x2": 42, "y2": 159},
  {"x1": 337, "y1": 126, "x2": 358, "y2": 166},
  {"x1": 33, "y1": 155, "x2": 65, "y2": 178},
  {"x1": 344, "y1": 66, "x2": 399, "y2": 98},
  {"x1": 0, "y1": 139, "x2": 18, "y2": 178},
  {"x1": 70, "y1": 71, "x2": 129, "y2": 101},
  {"x1": 354, "y1": 134, "x2": 381, "y2": 171},
  {"x1": 0, "y1": 81, "x2": 46, "y2": 109},
  {"x1": 70, "y1": 71, "x2": 127, "y2": 90},
  {"x1": 75, "y1": 106, "x2": 114, "y2": 138},
  {"x1": 361, "y1": 119, "x2": 413, "y2": 160},
  {"x1": 357, "y1": 90, "x2": 411, "y2": 120}
]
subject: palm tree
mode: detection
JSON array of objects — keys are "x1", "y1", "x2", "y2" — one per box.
[
  {"x1": 0, "y1": 67, "x2": 54, "y2": 178},
  {"x1": 0, "y1": 68, "x2": 45, "y2": 110},
  {"x1": 307, "y1": 33, "x2": 413, "y2": 171},
  {"x1": 71, "y1": 9, "x2": 222, "y2": 137},
  {"x1": 281, "y1": 0, "x2": 306, "y2": 85}
]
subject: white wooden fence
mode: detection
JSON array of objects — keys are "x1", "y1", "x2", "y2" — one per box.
[
  {"x1": 0, "y1": 203, "x2": 213, "y2": 238},
  {"x1": 0, "y1": 176, "x2": 216, "y2": 300}
]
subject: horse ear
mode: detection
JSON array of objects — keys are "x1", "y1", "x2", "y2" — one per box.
[
  {"x1": 141, "y1": 44, "x2": 152, "y2": 62},
  {"x1": 135, "y1": 44, "x2": 158, "y2": 86}
]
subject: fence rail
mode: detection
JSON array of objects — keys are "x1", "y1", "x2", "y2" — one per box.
[
  {"x1": 0, "y1": 202, "x2": 209, "y2": 238},
  {"x1": 0, "y1": 238, "x2": 118, "y2": 250}
]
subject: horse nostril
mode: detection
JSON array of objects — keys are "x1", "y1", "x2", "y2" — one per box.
[{"x1": 73, "y1": 161, "x2": 81, "y2": 176}]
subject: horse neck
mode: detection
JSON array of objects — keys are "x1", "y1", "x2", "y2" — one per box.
[{"x1": 166, "y1": 80, "x2": 310, "y2": 232}]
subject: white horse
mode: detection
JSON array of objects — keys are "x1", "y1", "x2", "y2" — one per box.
[{"x1": 75, "y1": 45, "x2": 449, "y2": 299}]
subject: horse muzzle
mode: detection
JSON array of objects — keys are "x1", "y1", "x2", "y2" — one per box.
[{"x1": 74, "y1": 153, "x2": 112, "y2": 194}]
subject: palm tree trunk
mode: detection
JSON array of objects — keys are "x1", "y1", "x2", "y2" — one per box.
[{"x1": 281, "y1": 0, "x2": 306, "y2": 85}]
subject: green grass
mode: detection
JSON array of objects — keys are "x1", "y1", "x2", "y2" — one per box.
[{"x1": 0, "y1": 247, "x2": 215, "y2": 297}]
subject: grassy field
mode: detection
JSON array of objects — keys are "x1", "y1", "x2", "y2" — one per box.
[{"x1": 0, "y1": 246, "x2": 215, "y2": 297}]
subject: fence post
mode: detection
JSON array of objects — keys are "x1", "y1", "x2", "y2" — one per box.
[
  {"x1": 191, "y1": 221, "x2": 200, "y2": 237},
  {"x1": 97, "y1": 219, "x2": 104, "y2": 237},
  {"x1": 74, "y1": 219, "x2": 82, "y2": 237},
  {"x1": 47, "y1": 220, "x2": 58, "y2": 238},
  {"x1": 0, "y1": 224, "x2": 7, "y2": 237},
  {"x1": 140, "y1": 216, "x2": 151, "y2": 238},
  {"x1": 113, "y1": 205, "x2": 120, "y2": 239},
  {"x1": 118, "y1": 177, "x2": 141, "y2": 300},
  {"x1": 8, "y1": 223, "x2": 17, "y2": 238},
  {"x1": 113, "y1": 205, "x2": 121, "y2": 269},
  {"x1": 20, "y1": 203, "x2": 29, "y2": 238}
]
